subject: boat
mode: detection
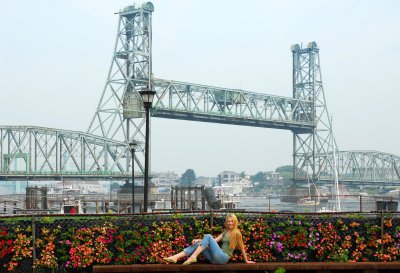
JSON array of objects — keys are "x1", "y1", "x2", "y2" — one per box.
[
  {"x1": 153, "y1": 199, "x2": 171, "y2": 210},
  {"x1": 297, "y1": 196, "x2": 320, "y2": 206},
  {"x1": 317, "y1": 206, "x2": 334, "y2": 212},
  {"x1": 297, "y1": 176, "x2": 320, "y2": 206},
  {"x1": 266, "y1": 192, "x2": 281, "y2": 199}
]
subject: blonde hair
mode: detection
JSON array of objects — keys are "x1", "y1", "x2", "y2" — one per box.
[{"x1": 224, "y1": 214, "x2": 244, "y2": 250}]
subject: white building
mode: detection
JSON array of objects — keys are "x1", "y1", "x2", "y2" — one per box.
[
  {"x1": 150, "y1": 171, "x2": 179, "y2": 187},
  {"x1": 216, "y1": 172, "x2": 253, "y2": 195},
  {"x1": 218, "y1": 171, "x2": 240, "y2": 184},
  {"x1": 213, "y1": 185, "x2": 242, "y2": 196},
  {"x1": 195, "y1": 177, "x2": 213, "y2": 187},
  {"x1": 239, "y1": 176, "x2": 252, "y2": 188},
  {"x1": 265, "y1": 172, "x2": 284, "y2": 186}
]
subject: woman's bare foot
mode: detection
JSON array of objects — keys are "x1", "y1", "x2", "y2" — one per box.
[
  {"x1": 182, "y1": 257, "x2": 197, "y2": 265},
  {"x1": 163, "y1": 257, "x2": 177, "y2": 264}
]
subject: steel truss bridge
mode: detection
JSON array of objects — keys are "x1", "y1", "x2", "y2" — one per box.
[{"x1": 1, "y1": 2, "x2": 399, "y2": 185}]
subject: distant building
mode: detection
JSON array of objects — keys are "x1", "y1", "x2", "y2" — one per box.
[
  {"x1": 48, "y1": 181, "x2": 105, "y2": 194},
  {"x1": 150, "y1": 171, "x2": 179, "y2": 186},
  {"x1": 265, "y1": 172, "x2": 284, "y2": 187},
  {"x1": 218, "y1": 171, "x2": 240, "y2": 185},
  {"x1": 239, "y1": 176, "x2": 252, "y2": 188},
  {"x1": 195, "y1": 177, "x2": 212, "y2": 187},
  {"x1": 214, "y1": 185, "x2": 241, "y2": 196},
  {"x1": 216, "y1": 171, "x2": 253, "y2": 195}
]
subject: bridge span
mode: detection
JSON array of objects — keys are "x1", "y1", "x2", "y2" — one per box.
[{"x1": 0, "y1": 126, "x2": 135, "y2": 181}]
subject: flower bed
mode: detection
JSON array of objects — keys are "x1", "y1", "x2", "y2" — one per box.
[{"x1": 0, "y1": 212, "x2": 399, "y2": 273}]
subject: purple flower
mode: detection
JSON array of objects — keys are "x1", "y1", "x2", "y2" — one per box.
[{"x1": 276, "y1": 242, "x2": 283, "y2": 252}]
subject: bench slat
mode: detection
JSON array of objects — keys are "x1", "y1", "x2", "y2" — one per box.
[{"x1": 93, "y1": 262, "x2": 400, "y2": 272}]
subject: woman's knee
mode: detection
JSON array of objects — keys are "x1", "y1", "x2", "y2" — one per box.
[{"x1": 203, "y1": 234, "x2": 213, "y2": 239}]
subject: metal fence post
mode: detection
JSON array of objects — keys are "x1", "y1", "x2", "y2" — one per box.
[
  {"x1": 380, "y1": 210, "x2": 384, "y2": 255},
  {"x1": 31, "y1": 213, "x2": 36, "y2": 273}
]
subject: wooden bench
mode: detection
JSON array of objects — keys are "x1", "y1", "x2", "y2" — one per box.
[{"x1": 93, "y1": 262, "x2": 400, "y2": 272}]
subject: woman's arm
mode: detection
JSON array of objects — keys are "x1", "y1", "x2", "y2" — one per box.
[
  {"x1": 240, "y1": 246, "x2": 255, "y2": 264},
  {"x1": 214, "y1": 233, "x2": 223, "y2": 243},
  {"x1": 191, "y1": 234, "x2": 223, "y2": 245}
]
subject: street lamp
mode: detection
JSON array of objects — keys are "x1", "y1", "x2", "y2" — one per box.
[
  {"x1": 129, "y1": 141, "x2": 138, "y2": 213},
  {"x1": 139, "y1": 88, "x2": 156, "y2": 212}
]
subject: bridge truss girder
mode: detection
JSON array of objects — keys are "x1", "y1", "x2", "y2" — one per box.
[
  {"x1": 318, "y1": 150, "x2": 400, "y2": 184},
  {"x1": 0, "y1": 126, "x2": 139, "y2": 180},
  {"x1": 2, "y1": 127, "x2": 398, "y2": 184},
  {"x1": 152, "y1": 79, "x2": 313, "y2": 132}
]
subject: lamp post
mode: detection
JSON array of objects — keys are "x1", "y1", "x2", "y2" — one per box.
[
  {"x1": 129, "y1": 141, "x2": 138, "y2": 213},
  {"x1": 139, "y1": 89, "x2": 156, "y2": 212}
]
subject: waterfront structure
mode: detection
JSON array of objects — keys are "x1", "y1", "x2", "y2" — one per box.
[{"x1": 214, "y1": 185, "x2": 242, "y2": 196}]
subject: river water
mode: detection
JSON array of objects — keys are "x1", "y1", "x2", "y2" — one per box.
[{"x1": 238, "y1": 196, "x2": 379, "y2": 213}]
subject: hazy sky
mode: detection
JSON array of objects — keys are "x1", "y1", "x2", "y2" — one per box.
[{"x1": 1, "y1": 0, "x2": 399, "y2": 177}]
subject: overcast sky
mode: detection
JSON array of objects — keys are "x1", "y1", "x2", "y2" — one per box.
[{"x1": 1, "y1": 0, "x2": 399, "y2": 177}]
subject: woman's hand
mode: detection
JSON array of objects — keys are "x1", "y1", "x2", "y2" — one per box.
[
  {"x1": 191, "y1": 239, "x2": 201, "y2": 245},
  {"x1": 245, "y1": 260, "x2": 256, "y2": 264}
]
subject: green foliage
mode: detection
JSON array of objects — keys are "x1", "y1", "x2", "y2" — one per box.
[
  {"x1": 275, "y1": 165, "x2": 293, "y2": 181},
  {"x1": 252, "y1": 171, "x2": 267, "y2": 183},
  {"x1": 275, "y1": 165, "x2": 308, "y2": 181},
  {"x1": 110, "y1": 182, "x2": 120, "y2": 190},
  {"x1": 40, "y1": 216, "x2": 54, "y2": 224},
  {"x1": 275, "y1": 165, "x2": 293, "y2": 172},
  {"x1": 179, "y1": 169, "x2": 197, "y2": 186},
  {"x1": 274, "y1": 268, "x2": 286, "y2": 273},
  {"x1": 2, "y1": 213, "x2": 400, "y2": 271}
]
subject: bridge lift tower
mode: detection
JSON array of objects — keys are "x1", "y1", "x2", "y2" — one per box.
[{"x1": 291, "y1": 43, "x2": 338, "y2": 182}]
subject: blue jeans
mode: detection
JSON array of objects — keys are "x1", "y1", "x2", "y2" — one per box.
[{"x1": 183, "y1": 234, "x2": 230, "y2": 264}]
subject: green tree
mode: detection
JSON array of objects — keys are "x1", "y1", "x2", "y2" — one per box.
[
  {"x1": 251, "y1": 171, "x2": 267, "y2": 189},
  {"x1": 275, "y1": 165, "x2": 308, "y2": 182},
  {"x1": 110, "y1": 182, "x2": 120, "y2": 191},
  {"x1": 275, "y1": 165, "x2": 293, "y2": 181},
  {"x1": 251, "y1": 171, "x2": 267, "y2": 183},
  {"x1": 179, "y1": 169, "x2": 196, "y2": 186}
]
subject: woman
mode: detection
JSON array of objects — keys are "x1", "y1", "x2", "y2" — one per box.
[{"x1": 163, "y1": 214, "x2": 255, "y2": 265}]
